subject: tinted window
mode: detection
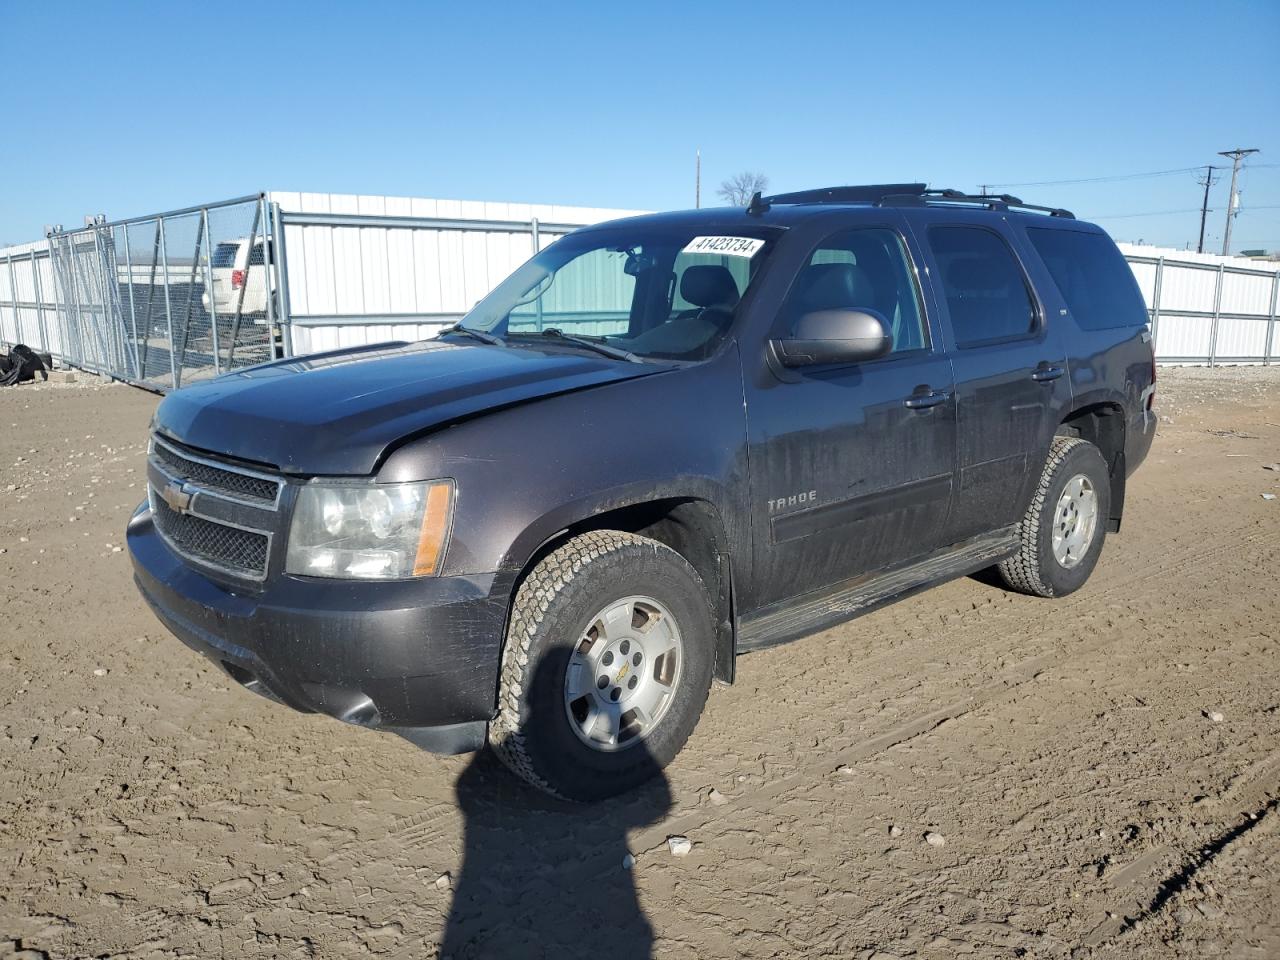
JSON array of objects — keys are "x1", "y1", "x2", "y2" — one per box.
[
  {"x1": 211, "y1": 243, "x2": 239, "y2": 268},
  {"x1": 248, "y1": 241, "x2": 272, "y2": 266},
  {"x1": 1027, "y1": 228, "x2": 1147, "y2": 330},
  {"x1": 784, "y1": 228, "x2": 928, "y2": 354},
  {"x1": 929, "y1": 226, "x2": 1036, "y2": 347}
]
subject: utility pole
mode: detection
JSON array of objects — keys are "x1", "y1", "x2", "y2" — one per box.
[
  {"x1": 1218, "y1": 148, "x2": 1259, "y2": 256},
  {"x1": 1196, "y1": 165, "x2": 1221, "y2": 254},
  {"x1": 695, "y1": 149, "x2": 701, "y2": 208}
]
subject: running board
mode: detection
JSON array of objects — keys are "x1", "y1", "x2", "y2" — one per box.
[{"x1": 737, "y1": 527, "x2": 1020, "y2": 652}]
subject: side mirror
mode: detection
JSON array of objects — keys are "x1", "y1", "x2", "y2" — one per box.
[{"x1": 772, "y1": 308, "x2": 893, "y2": 367}]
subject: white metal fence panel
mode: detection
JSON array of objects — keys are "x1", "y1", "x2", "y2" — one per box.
[
  {"x1": 1117, "y1": 243, "x2": 1279, "y2": 365},
  {"x1": 0, "y1": 240, "x2": 62, "y2": 359},
  {"x1": 271, "y1": 192, "x2": 646, "y2": 355}
]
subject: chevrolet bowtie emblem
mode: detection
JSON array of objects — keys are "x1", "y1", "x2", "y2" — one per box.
[{"x1": 160, "y1": 479, "x2": 194, "y2": 514}]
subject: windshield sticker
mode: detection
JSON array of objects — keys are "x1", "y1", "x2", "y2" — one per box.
[{"x1": 682, "y1": 236, "x2": 766, "y2": 258}]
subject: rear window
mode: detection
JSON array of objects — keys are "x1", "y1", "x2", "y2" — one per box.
[
  {"x1": 212, "y1": 243, "x2": 239, "y2": 268},
  {"x1": 1027, "y1": 228, "x2": 1147, "y2": 330}
]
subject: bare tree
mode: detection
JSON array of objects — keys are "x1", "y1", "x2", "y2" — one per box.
[{"x1": 717, "y1": 171, "x2": 769, "y2": 207}]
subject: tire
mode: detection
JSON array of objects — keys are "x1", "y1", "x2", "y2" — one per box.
[
  {"x1": 997, "y1": 436, "x2": 1111, "y2": 598},
  {"x1": 490, "y1": 530, "x2": 715, "y2": 801}
]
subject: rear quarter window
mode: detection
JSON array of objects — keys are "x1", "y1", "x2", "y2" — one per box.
[
  {"x1": 212, "y1": 243, "x2": 240, "y2": 268},
  {"x1": 1027, "y1": 228, "x2": 1147, "y2": 330}
]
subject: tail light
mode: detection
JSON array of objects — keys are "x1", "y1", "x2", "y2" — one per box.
[{"x1": 231, "y1": 269, "x2": 245, "y2": 290}]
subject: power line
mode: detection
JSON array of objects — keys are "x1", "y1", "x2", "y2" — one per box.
[
  {"x1": 1087, "y1": 204, "x2": 1280, "y2": 220},
  {"x1": 985, "y1": 163, "x2": 1279, "y2": 189},
  {"x1": 1087, "y1": 207, "x2": 1203, "y2": 219},
  {"x1": 986, "y1": 167, "x2": 1201, "y2": 188}
]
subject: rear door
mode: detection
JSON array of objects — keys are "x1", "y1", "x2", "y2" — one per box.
[
  {"x1": 743, "y1": 219, "x2": 957, "y2": 608},
  {"x1": 913, "y1": 218, "x2": 1073, "y2": 543}
]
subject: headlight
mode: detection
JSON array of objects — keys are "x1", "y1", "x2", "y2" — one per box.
[{"x1": 286, "y1": 479, "x2": 455, "y2": 579}]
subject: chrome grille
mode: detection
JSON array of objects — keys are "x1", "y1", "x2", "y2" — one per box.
[
  {"x1": 148, "y1": 433, "x2": 283, "y2": 581},
  {"x1": 151, "y1": 497, "x2": 269, "y2": 574},
  {"x1": 152, "y1": 437, "x2": 281, "y2": 504}
]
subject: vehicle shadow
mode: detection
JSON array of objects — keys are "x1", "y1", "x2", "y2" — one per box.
[{"x1": 439, "y1": 658, "x2": 672, "y2": 960}]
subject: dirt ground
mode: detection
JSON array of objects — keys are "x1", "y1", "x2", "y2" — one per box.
[{"x1": 1, "y1": 366, "x2": 1278, "y2": 960}]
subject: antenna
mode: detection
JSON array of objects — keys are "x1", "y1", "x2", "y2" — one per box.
[
  {"x1": 695, "y1": 149, "x2": 701, "y2": 209},
  {"x1": 746, "y1": 191, "x2": 770, "y2": 216}
]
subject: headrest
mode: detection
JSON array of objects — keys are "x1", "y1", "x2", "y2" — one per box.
[
  {"x1": 794, "y1": 262, "x2": 875, "y2": 311},
  {"x1": 680, "y1": 265, "x2": 740, "y2": 309}
]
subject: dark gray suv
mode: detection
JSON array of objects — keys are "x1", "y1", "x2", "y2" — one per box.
[{"x1": 128, "y1": 184, "x2": 1157, "y2": 800}]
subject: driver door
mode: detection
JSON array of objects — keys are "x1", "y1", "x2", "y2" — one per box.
[{"x1": 743, "y1": 221, "x2": 957, "y2": 608}]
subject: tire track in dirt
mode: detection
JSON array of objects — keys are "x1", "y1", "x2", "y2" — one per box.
[
  {"x1": 375, "y1": 524, "x2": 1270, "y2": 946},
  {"x1": 1078, "y1": 743, "x2": 1280, "y2": 949},
  {"x1": 675, "y1": 500, "x2": 1266, "y2": 789},
  {"x1": 652, "y1": 528, "x2": 1263, "y2": 830}
]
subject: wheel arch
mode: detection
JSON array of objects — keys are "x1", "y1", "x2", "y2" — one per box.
[
  {"x1": 501, "y1": 493, "x2": 738, "y2": 685},
  {"x1": 1056, "y1": 401, "x2": 1126, "y2": 531}
]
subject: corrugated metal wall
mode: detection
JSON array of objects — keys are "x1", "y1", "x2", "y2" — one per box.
[
  {"x1": 0, "y1": 239, "x2": 63, "y2": 358},
  {"x1": 270, "y1": 192, "x2": 646, "y2": 354},
  {"x1": 1118, "y1": 242, "x2": 1279, "y2": 363}
]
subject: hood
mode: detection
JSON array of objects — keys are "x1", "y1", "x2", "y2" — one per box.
[{"x1": 153, "y1": 340, "x2": 666, "y2": 474}]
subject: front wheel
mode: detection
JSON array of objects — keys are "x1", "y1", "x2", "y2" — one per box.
[
  {"x1": 490, "y1": 531, "x2": 715, "y2": 801},
  {"x1": 997, "y1": 436, "x2": 1111, "y2": 598}
]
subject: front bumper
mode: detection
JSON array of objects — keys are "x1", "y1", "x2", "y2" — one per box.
[{"x1": 127, "y1": 504, "x2": 507, "y2": 753}]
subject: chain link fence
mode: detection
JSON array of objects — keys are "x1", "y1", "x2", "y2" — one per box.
[{"x1": 2, "y1": 194, "x2": 282, "y2": 391}]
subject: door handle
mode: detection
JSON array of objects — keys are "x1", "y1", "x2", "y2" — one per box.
[
  {"x1": 1031, "y1": 364, "x2": 1065, "y2": 382},
  {"x1": 903, "y1": 389, "x2": 949, "y2": 410}
]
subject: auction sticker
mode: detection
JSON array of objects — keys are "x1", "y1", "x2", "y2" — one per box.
[{"x1": 682, "y1": 236, "x2": 766, "y2": 258}]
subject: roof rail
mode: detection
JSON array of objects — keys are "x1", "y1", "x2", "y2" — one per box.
[
  {"x1": 879, "y1": 188, "x2": 1075, "y2": 219},
  {"x1": 763, "y1": 184, "x2": 928, "y2": 205},
  {"x1": 761, "y1": 183, "x2": 1074, "y2": 219}
]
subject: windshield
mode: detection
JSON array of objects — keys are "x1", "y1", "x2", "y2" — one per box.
[{"x1": 458, "y1": 225, "x2": 779, "y2": 362}]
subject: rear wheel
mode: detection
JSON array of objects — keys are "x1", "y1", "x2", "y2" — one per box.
[
  {"x1": 997, "y1": 436, "x2": 1111, "y2": 598},
  {"x1": 490, "y1": 530, "x2": 715, "y2": 801}
]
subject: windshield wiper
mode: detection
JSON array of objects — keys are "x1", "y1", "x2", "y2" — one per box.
[
  {"x1": 440, "y1": 323, "x2": 505, "y2": 346},
  {"x1": 522, "y1": 328, "x2": 642, "y2": 363}
]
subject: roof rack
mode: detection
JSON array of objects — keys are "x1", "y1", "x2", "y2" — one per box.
[
  {"x1": 763, "y1": 183, "x2": 929, "y2": 205},
  {"x1": 760, "y1": 183, "x2": 1074, "y2": 219},
  {"x1": 882, "y1": 187, "x2": 1075, "y2": 219}
]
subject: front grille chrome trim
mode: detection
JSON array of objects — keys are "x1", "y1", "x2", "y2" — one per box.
[
  {"x1": 149, "y1": 491, "x2": 273, "y2": 583},
  {"x1": 147, "y1": 433, "x2": 284, "y2": 583},
  {"x1": 151, "y1": 434, "x2": 284, "y2": 508}
]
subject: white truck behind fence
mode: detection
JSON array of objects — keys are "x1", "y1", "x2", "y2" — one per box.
[{"x1": 2, "y1": 192, "x2": 1277, "y2": 391}]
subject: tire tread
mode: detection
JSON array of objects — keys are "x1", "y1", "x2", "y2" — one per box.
[
  {"x1": 997, "y1": 436, "x2": 1092, "y2": 598},
  {"x1": 490, "y1": 530, "x2": 699, "y2": 798}
]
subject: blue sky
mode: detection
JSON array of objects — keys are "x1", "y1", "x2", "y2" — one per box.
[{"x1": 2, "y1": 0, "x2": 1277, "y2": 251}]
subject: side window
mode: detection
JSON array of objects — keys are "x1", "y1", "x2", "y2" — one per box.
[
  {"x1": 1026, "y1": 228, "x2": 1147, "y2": 330},
  {"x1": 783, "y1": 227, "x2": 928, "y2": 354},
  {"x1": 247, "y1": 241, "x2": 272, "y2": 267},
  {"x1": 928, "y1": 226, "x2": 1036, "y2": 347}
]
